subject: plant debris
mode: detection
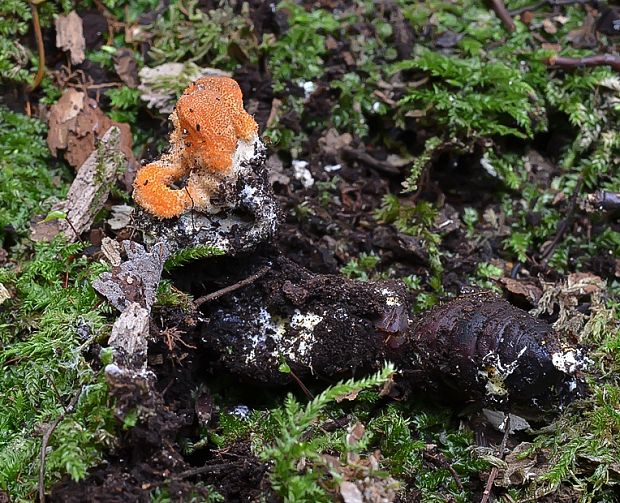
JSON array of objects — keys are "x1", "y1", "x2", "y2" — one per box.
[
  {"x1": 31, "y1": 126, "x2": 126, "y2": 242},
  {"x1": 46, "y1": 89, "x2": 137, "y2": 174},
  {"x1": 54, "y1": 11, "x2": 85, "y2": 65}
]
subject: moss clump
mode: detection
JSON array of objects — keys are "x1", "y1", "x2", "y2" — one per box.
[{"x1": 0, "y1": 107, "x2": 70, "y2": 249}]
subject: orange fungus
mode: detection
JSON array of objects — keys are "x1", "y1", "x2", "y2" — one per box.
[{"x1": 132, "y1": 76, "x2": 258, "y2": 219}]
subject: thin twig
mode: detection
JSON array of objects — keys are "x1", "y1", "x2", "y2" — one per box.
[
  {"x1": 540, "y1": 177, "x2": 583, "y2": 267},
  {"x1": 546, "y1": 54, "x2": 620, "y2": 72},
  {"x1": 480, "y1": 416, "x2": 511, "y2": 503},
  {"x1": 289, "y1": 366, "x2": 315, "y2": 401},
  {"x1": 341, "y1": 147, "x2": 402, "y2": 176},
  {"x1": 39, "y1": 388, "x2": 83, "y2": 503},
  {"x1": 423, "y1": 451, "x2": 464, "y2": 492},
  {"x1": 65, "y1": 217, "x2": 84, "y2": 244},
  {"x1": 194, "y1": 266, "x2": 270, "y2": 308},
  {"x1": 140, "y1": 462, "x2": 237, "y2": 490},
  {"x1": 27, "y1": 1, "x2": 45, "y2": 92},
  {"x1": 510, "y1": 0, "x2": 593, "y2": 16},
  {"x1": 488, "y1": 0, "x2": 516, "y2": 32}
]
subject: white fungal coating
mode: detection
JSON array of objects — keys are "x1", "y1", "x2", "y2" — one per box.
[
  {"x1": 292, "y1": 160, "x2": 314, "y2": 188},
  {"x1": 380, "y1": 288, "x2": 401, "y2": 307},
  {"x1": 481, "y1": 346, "x2": 528, "y2": 397},
  {"x1": 231, "y1": 137, "x2": 261, "y2": 176},
  {"x1": 245, "y1": 306, "x2": 324, "y2": 368},
  {"x1": 551, "y1": 349, "x2": 580, "y2": 374}
]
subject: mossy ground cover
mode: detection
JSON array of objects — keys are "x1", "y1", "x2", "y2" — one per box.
[{"x1": 1, "y1": 0, "x2": 619, "y2": 501}]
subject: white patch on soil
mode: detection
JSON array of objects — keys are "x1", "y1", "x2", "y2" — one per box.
[
  {"x1": 246, "y1": 307, "x2": 323, "y2": 368},
  {"x1": 551, "y1": 349, "x2": 579, "y2": 374},
  {"x1": 380, "y1": 288, "x2": 401, "y2": 307},
  {"x1": 292, "y1": 160, "x2": 314, "y2": 188}
]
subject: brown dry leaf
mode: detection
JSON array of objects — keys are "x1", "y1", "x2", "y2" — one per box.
[
  {"x1": 318, "y1": 128, "x2": 353, "y2": 157},
  {"x1": 346, "y1": 422, "x2": 365, "y2": 447},
  {"x1": 567, "y1": 12, "x2": 598, "y2": 48},
  {"x1": 325, "y1": 34, "x2": 338, "y2": 50},
  {"x1": 500, "y1": 277, "x2": 542, "y2": 306},
  {"x1": 47, "y1": 88, "x2": 84, "y2": 156},
  {"x1": 335, "y1": 388, "x2": 361, "y2": 403},
  {"x1": 55, "y1": 11, "x2": 85, "y2": 65},
  {"x1": 114, "y1": 48, "x2": 139, "y2": 87},
  {"x1": 520, "y1": 11, "x2": 535, "y2": 25},
  {"x1": 266, "y1": 98, "x2": 283, "y2": 129},
  {"x1": 47, "y1": 89, "x2": 138, "y2": 181}
]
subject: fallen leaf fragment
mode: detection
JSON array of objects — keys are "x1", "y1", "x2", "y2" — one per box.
[
  {"x1": 107, "y1": 204, "x2": 134, "y2": 231},
  {"x1": 500, "y1": 277, "x2": 542, "y2": 306},
  {"x1": 47, "y1": 89, "x2": 137, "y2": 177},
  {"x1": 340, "y1": 482, "x2": 363, "y2": 503},
  {"x1": 542, "y1": 18, "x2": 557, "y2": 34},
  {"x1": 55, "y1": 11, "x2": 85, "y2": 65},
  {"x1": 46, "y1": 88, "x2": 84, "y2": 157},
  {"x1": 566, "y1": 12, "x2": 598, "y2": 48}
]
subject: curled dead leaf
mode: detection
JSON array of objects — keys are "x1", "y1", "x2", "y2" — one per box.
[{"x1": 47, "y1": 89, "x2": 138, "y2": 185}]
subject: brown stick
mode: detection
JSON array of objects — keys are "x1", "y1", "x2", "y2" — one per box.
[
  {"x1": 38, "y1": 388, "x2": 83, "y2": 503},
  {"x1": 194, "y1": 266, "x2": 270, "y2": 308},
  {"x1": 140, "y1": 462, "x2": 238, "y2": 490},
  {"x1": 540, "y1": 177, "x2": 583, "y2": 267},
  {"x1": 341, "y1": 147, "x2": 402, "y2": 176},
  {"x1": 510, "y1": 0, "x2": 593, "y2": 16},
  {"x1": 27, "y1": 1, "x2": 46, "y2": 92},
  {"x1": 423, "y1": 451, "x2": 464, "y2": 492},
  {"x1": 546, "y1": 54, "x2": 620, "y2": 72},
  {"x1": 488, "y1": 0, "x2": 516, "y2": 32},
  {"x1": 480, "y1": 416, "x2": 511, "y2": 503}
]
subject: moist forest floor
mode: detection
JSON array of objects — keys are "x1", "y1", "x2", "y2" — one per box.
[{"x1": 1, "y1": 1, "x2": 620, "y2": 502}]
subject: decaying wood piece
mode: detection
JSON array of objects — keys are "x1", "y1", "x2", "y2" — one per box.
[
  {"x1": 31, "y1": 127, "x2": 125, "y2": 242},
  {"x1": 199, "y1": 257, "x2": 584, "y2": 413},
  {"x1": 93, "y1": 240, "x2": 170, "y2": 368},
  {"x1": 55, "y1": 11, "x2": 85, "y2": 65}
]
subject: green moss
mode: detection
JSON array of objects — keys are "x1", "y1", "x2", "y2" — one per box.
[
  {"x1": 0, "y1": 107, "x2": 69, "y2": 248},
  {"x1": 0, "y1": 239, "x2": 116, "y2": 499}
]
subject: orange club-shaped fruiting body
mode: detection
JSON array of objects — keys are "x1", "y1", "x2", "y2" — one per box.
[{"x1": 133, "y1": 76, "x2": 259, "y2": 219}]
